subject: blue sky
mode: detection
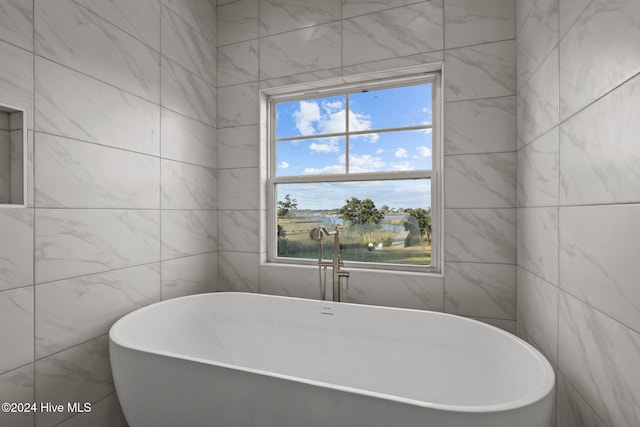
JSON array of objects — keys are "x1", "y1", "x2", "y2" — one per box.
[{"x1": 275, "y1": 83, "x2": 433, "y2": 210}]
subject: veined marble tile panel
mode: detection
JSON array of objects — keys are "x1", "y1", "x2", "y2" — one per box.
[
  {"x1": 559, "y1": 75, "x2": 640, "y2": 205},
  {"x1": 444, "y1": 96, "x2": 516, "y2": 155},
  {"x1": 57, "y1": 393, "x2": 127, "y2": 427},
  {"x1": 218, "y1": 210, "x2": 259, "y2": 252},
  {"x1": 444, "y1": 0, "x2": 515, "y2": 49},
  {"x1": 161, "y1": 252, "x2": 216, "y2": 300},
  {"x1": 342, "y1": 51, "x2": 444, "y2": 77},
  {"x1": 217, "y1": 168, "x2": 259, "y2": 210},
  {"x1": 558, "y1": 0, "x2": 591, "y2": 39},
  {"x1": 343, "y1": 270, "x2": 444, "y2": 311},
  {"x1": 0, "y1": 364, "x2": 34, "y2": 427},
  {"x1": 444, "y1": 208, "x2": 516, "y2": 264},
  {"x1": 161, "y1": 210, "x2": 217, "y2": 260},
  {"x1": 161, "y1": 58, "x2": 216, "y2": 127},
  {"x1": 0, "y1": 287, "x2": 33, "y2": 374},
  {"x1": 0, "y1": 208, "x2": 32, "y2": 291},
  {"x1": 0, "y1": 40, "x2": 33, "y2": 129},
  {"x1": 517, "y1": 207, "x2": 558, "y2": 285},
  {"x1": 444, "y1": 262, "x2": 515, "y2": 320},
  {"x1": 9, "y1": 129, "x2": 23, "y2": 205},
  {"x1": 35, "y1": 57, "x2": 159, "y2": 156},
  {"x1": 217, "y1": 40, "x2": 259, "y2": 87},
  {"x1": 342, "y1": 0, "x2": 420, "y2": 19},
  {"x1": 517, "y1": 48, "x2": 559, "y2": 146},
  {"x1": 162, "y1": 0, "x2": 216, "y2": 45},
  {"x1": 0, "y1": 0, "x2": 32, "y2": 51},
  {"x1": 260, "y1": 23, "x2": 341, "y2": 80},
  {"x1": 343, "y1": 2, "x2": 443, "y2": 67},
  {"x1": 516, "y1": 0, "x2": 558, "y2": 88},
  {"x1": 560, "y1": 204, "x2": 640, "y2": 332},
  {"x1": 559, "y1": 292, "x2": 640, "y2": 427},
  {"x1": 161, "y1": 6, "x2": 216, "y2": 85},
  {"x1": 35, "y1": 336, "x2": 113, "y2": 427},
  {"x1": 516, "y1": 267, "x2": 558, "y2": 365},
  {"x1": 218, "y1": 125, "x2": 259, "y2": 169},
  {"x1": 218, "y1": 251, "x2": 259, "y2": 293},
  {"x1": 517, "y1": 127, "x2": 559, "y2": 208},
  {"x1": 515, "y1": 0, "x2": 535, "y2": 34},
  {"x1": 35, "y1": 209, "x2": 160, "y2": 284},
  {"x1": 35, "y1": 133, "x2": 160, "y2": 208},
  {"x1": 260, "y1": 0, "x2": 340, "y2": 37},
  {"x1": 259, "y1": 68, "x2": 343, "y2": 91},
  {"x1": 216, "y1": 0, "x2": 258, "y2": 46},
  {"x1": 161, "y1": 159, "x2": 217, "y2": 209},
  {"x1": 444, "y1": 152, "x2": 516, "y2": 208},
  {"x1": 0, "y1": 131, "x2": 8, "y2": 203},
  {"x1": 557, "y1": 374, "x2": 607, "y2": 427},
  {"x1": 559, "y1": 0, "x2": 640, "y2": 120},
  {"x1": 161, "y1": 108, "x2": 217, "y2": 169},
  {"x1": 259, "y1": 264, "x2": 323, "y2": 300},
  {"x1": 35, "y1": 0, "x2": 160, "y2": 103},
  {"x1": 216, "y1": 82, "x2": 258, "y2": 128},
  {"x1": 444, "y1": 40, "x2": 515, "y2": 102},
  {"x1": 35, "y1": 263, "x2": 160, "y2": 358},
  {"x1": 74, "y1": 0, "x2": 160, "y2": 50}
]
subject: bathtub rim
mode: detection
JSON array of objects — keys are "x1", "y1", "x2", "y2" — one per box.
[{"x1": 109, "y1": 292, "x2": 555, "y2": 415}]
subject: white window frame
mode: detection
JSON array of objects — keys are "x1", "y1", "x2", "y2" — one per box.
[{"x1": 263, "y1": 67, "x2": 443, "y2": 274}]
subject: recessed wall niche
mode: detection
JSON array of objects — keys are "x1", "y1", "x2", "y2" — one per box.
[{"x1": 0, "y1": 104, "x2": 26, "y2": 206}]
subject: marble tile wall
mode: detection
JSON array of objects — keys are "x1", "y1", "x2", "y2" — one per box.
[
  {"x1": 217, "y1": 0, "x2": 517, "y2": 332},
  {"x1": 0, "y1": 1, "x2": 217, "y2": 426},
  {"x1": 516, "y1": 0, "x2": 640, "y2": 425}
]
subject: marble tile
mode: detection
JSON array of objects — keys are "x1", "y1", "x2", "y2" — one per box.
[
  {"x1": 0, "y1": 364, "x2": 34, "y2": 427},
  {"x1": 444, "y1": 96, "x2": 516, "y2": 155},
  {"x1": 444, "y1": 152, "x2": 516, "y2": 208},
  {"x1": 161, "y1": 159, "x2": 217, "y2": 209},
  {"x1": 558, "y1": 292, "x2": 640, "y2": 427},
  {"x1": 444, "y1": 0, "x2": 515, "y2": 49},
  {"x1": 259, "y1": 263, "x2": 324, "y2": 300},
  {"x1": 444, "y1": 40, "x2": 515, "y2": 102},
  {"x1": 260, "y1": 0, "x2": 340, "y2": 37},
  {"x1": 260, "y1": 23, "x2": 341, "y2": 80},
  {"x1": 558, "y1": 0, "x2": 590, "y2": 38},
  {"x1": 517, "y1": 207, "x2": 558, "y2": 285},
  {"x1": 341, "y1": 51, "x2": 444, "y2": 78},
  {"x1": 35, "y1": 336, "x2": 113, "y2": 427},
  {"x1": 57, "y1": 393, "x2": 127, "y2": 427},
  {"x1": 161, "y1": 252, "x2": 216, "y2": 299},
  {"x1": 161, "y1": 108, "x2": 217, "y2": 169},
  {"x1": 162, "y1": 0, "x2": 216, "y2": 45},
  {"x1": 161, "y1": 210, "x2": 217, "y2": 259},
  {"x1": 342, "y1": 0, "x2": 420, "y2": 19},
  {"x1": 35, "y1": 133, "x2": 160, "y2": 209},
  {"x1": 218, "y1": 125, "x2": 259, "y2": 168},
  {"x1": 9, "y1": 129, "x2": 23, "y2": 205},
  {"x1": 35, "y1": 209, "x2": 160, "y2": 283},
  {"x1": 259, "y1": 68, "x2": 343, "y2": 91},
  {"x1": 517, "y1": 127, "x2": 559, "y2": 207},
  {"x1": 35, "y1": 57, "x2": 159, "y2": 156},
  {"x1": 161, "y1": 57, "x2": 216, "y2": 127},
  {"x1": 444, "y1": 208, "x2": 516, "y2": 264},
  {"x1": 0, "y1": 0, "x2": 33, "y2": 52},
  {"x1": 74, "y1": 0, "x2": 160, "y2": 50},
  {"x1": 444, "y1": 262, "x2": 515, "y2": 320},
  {"x1": 559, "y1": 0, "x2": 640, "y2": 120},
  {"x1": 343, "y1": 269, "x2": 444, "y2": 311},
  {"x1": 516, "y1": 0, "x2": 558, "y2": 88},
  {"x1": 0, "y1": 208, "x2": 33, "y2": 291},
  {"x1": 217, "y1": 167, "x2": 259, "y2": 210},
  {"x1": 559, "y1": 204, "x2": 640, "y2": 333},
  {"x1": 35, "y1": 0, "x2": 160, "y2": 103},
  {"x1": 559, "y1": 75, "x2": 640, "y2": 205},
  {"x1": 216, "y1": 0, "x2": 258, "y2": 46},
  {"x1": 516, "y1": 267, "x2": 558, "y2": 365},
  {"x1": 343, "y1": 2, "x2": 443, "y2": 67},
  {"x1": 0, "y1": 287, "x2": 33, "y2": 374},
  {"x1": 218, "y1": 210, "x2": 259, "y2": 252},
  {"x1": 35, "y1": 264, "x2": 160, "y2": 358},
  {"x1": 0, "y1": 132, "x2": 9, "y2": 203},
  {"x1": 218, "y1": 251, "x2": 259, "y2": 293},
  {"x1": 0, "y1": 40, "x2": 33, "y2": 129},
  {"x1": 557, "y1": 375, "x2": 607, "y2": 427},
  {"x1": 217, "y1": 40, "x2": 259, "y2": 87},
  {"x1": 516, "y1": 0, "x2": 536, "y2": 35},
  {"x1": 161, "y1": 6, "x2": 216, "y2": 85},
  {"x1": 517, "y1": 47, "x2": 559, "y2": 146}
]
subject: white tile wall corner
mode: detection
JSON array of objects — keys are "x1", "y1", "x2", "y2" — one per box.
[
  {"x1": 218, "y1": 125, "x2": 260, "y2": 168},
  {"x1": 162, "y1": 0, "x2": 216, "y2": 46},
  {"x1": 218, "y1": 210, "x2": 260, "y2": 252},
  {"x1": 216, "y1": 0, "x2": 258, "y2": 46},
  {"x1": 556, "y1": 374, "x2": 607, "y2": 427},
  {"x1": 161, "y1": 252, "x2": 217, "y2": 299},
  {"x1": 161, "y1": 108, "x2": 217, "y2": 169},
  {"x1": 218, "y1": 251, "x2": 259, "y2": 293},
  {"x1": 444, "y1": 0, "x2": 515, "y2": 49},
  {"x1": 515, "y1": 0, "x2": 535, "y2": 35},
  {"x1": 259, "y1": 0, "x2": 341, "y2": 37},
  {"x1": 217, "y1": 167, "x2": 260, "y2": 210},
  {"x1": 161, "y1": 159, "x2": 217, "y2": 209},
  {"x1": 217, "y1": 82, "x2": 259, "y2": 127},
  {"x1": 517, "y1": 207, "x2": 559, "y2": 286},
  {"x1": 217, "y1": 40, "x2": 259, "y2": 87},
  {"x1": 0, "y1": 364, "x2": 34, "y2": 427},
  {"x1": 161, "y1": 210, "x2": 217, "y2": 259},
  {"x1": 517, "y1": 126, "x2": 559, "y2": 208}
]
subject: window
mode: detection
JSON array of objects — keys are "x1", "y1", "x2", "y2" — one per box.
[{"x1": 267, "y1": 73, "x2": 441, "y2": 272}]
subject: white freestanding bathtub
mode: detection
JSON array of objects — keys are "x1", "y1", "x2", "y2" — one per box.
[{"x1": 109, "y1": 292, "x2": 555, "y2": 427}]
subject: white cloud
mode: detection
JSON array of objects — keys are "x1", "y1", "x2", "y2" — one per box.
[
  {"x1": 390, "y1": 161, "x2": 415, "y2": 171},
  {"x1": 375, "y1": 149, "x2": 384, "y2": 155},
  {"x1": 293, "y1": 100, "x2": 321, "y2": 135},
  {"x1": 279, "y1": 161, "x2": 289, "y2": 169},
  {"x1": 292, "y1": 100, "x2": 378, "y2": 143},
  {"x1": 303, "y1": 165, "x2": 345, "y2": 175},
  {"x1": 348, "y1": 153, "x2": 385, "y2": 172},
  {"x1": 395, "y1": 147, "x2": 408, "y2": 158},
  {"x1": 309, "y1": 139, "x2": 340, "y2": 153},
  {"x1": 417, "y1": 146, "x2": 432, "y2": 157}
]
